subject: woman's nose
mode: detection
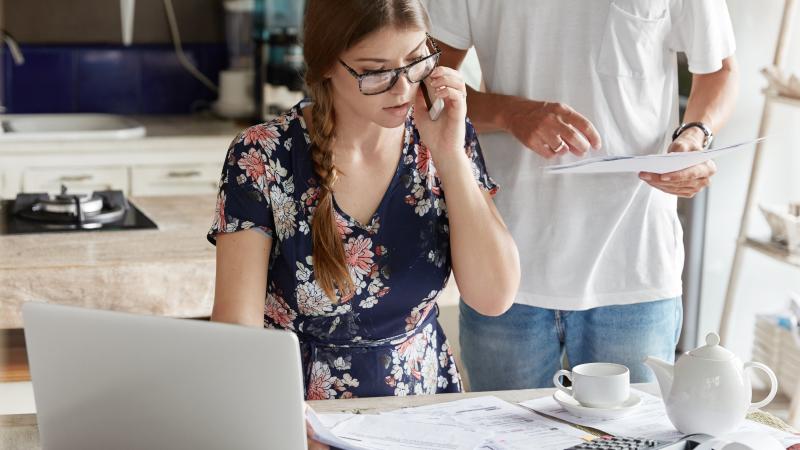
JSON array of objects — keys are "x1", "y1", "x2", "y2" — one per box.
[{"x1": 389, "y1": 71, "x2": 413, "y2": 94}]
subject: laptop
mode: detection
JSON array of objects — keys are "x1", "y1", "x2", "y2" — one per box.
[{"x1": 23, "y1": 302, "x2": 308, "y2": 450}]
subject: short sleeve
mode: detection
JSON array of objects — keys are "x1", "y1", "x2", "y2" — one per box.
[
  {"x1": 424, "y1": 0, "x2": 473, "y2": 50},
  {"x1": 464, "y1": 118, "x2": 499, "y2": 197},
  {"x1": 668, "y1": 0, "x2": 736, "y2": 74},
  {"x1": 207, "y1": 126, "x2": 277, "y2": 245}
]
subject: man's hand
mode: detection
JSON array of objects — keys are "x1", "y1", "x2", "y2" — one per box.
[
  {"x1": 639, "y1": 128, "x2": 717, "y2": 198},
  {"x1": 502, "y1": 98, "x2": 602, "y2": 159}
]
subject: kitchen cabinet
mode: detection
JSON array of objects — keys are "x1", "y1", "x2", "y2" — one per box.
[
  {"x1": 131, "y1": 164, "x2": 220, "y2": 196},
  {"x1": 0, "y1": 116, "x2": 242, "y2": 199},
  {"x1": 22, "y1": 166, "x2": 129, "y2": 194}
]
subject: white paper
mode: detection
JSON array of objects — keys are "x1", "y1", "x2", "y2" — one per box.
[
  {"x1": 520, "y1": 389, "x2": 684, "y2": 442},
  {"x1": 544, "y1": 138, "x2": 765, "y2": 175},
  {"x1": 385, "y1": 396, "x2": 589, "y2": 450},
  {"x1": 306, "y1": 407, "x2": 371, "y2": 450},
  {"x1": 326, "y1": 414, "x2": 490, "y2": 450},
  {"x1": 733, "y1": 417, "x2": 800, "y2": 448}
]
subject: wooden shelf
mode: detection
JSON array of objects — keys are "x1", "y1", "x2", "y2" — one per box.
[
  {"x1": 765, "y1": 91, "x2": 800, "y2": 108},
  {"x1": 743, "y1": 237, "x2": 800, "y2": 269}
]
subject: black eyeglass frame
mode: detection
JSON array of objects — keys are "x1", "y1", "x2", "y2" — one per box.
[{"x1": 338, "y1": 34, "x2": 442, "y2": 95}]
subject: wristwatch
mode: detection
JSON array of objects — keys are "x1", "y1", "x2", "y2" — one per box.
[{"x1": 672, "y1": 122, "x2": 714, "y2": 149}]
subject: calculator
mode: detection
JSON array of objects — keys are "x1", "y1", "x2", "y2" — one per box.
[{"x1": 564, "y1": 436, "x2": 685, "y2": 449}]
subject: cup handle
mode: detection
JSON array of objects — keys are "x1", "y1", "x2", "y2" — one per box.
[
  {"x1": 744, "y1": 361, "x2": 778, "y2": 411},
  {"x1": 553, "y1": 369, "x2": 573, "y2": 397}
]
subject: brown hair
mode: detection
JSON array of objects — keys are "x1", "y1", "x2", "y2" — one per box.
[{"x1": 303, "y1": 0, "x2": 430, "y2": 301}]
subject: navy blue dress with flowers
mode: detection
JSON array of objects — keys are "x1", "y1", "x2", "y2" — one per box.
[{"x1": 208, "y1": 100, "x2": 497, "y2": 400}]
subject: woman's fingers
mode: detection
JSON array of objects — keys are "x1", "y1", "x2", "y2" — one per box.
[
  {"x1": 428, "y1": 73, "x2": 466, "y2": 94},
  {"x1": 433, "y1": 85, "x2": 466, "y2": 102},
  {"x1": 307, "y1": 439, "x2": 330, "y2": 450}
]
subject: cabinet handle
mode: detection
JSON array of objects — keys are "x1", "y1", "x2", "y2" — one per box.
[
  {"x1": 166, "y1": 170, "x2": 202, "y2": 178},
  {"x1": 59, "y1": 174, "x2": 93, "y2": 182}
]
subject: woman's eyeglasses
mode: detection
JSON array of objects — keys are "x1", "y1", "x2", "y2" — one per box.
[{"x1": 339, "y1": 34, "x2": 441, "y2": 95}]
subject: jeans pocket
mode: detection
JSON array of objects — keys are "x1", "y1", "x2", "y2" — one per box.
[{"x1": 596, "y1": 1, "x2": 669, "y2": 79}]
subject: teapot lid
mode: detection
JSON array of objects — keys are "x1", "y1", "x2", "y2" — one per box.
[{"x1": 688, "y1": 332, "x2": 735, "y2": 360}]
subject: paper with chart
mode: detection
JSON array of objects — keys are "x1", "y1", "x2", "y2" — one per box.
[
  {"x1": 544, "y1": 137, "x2": 765, "y2": 175},
  {"x1": 520, "y1": 389, "x2": 685, "y2": 442},
  {"x1": 383, "y1": 395, "x2": 589, "y2": 449}
]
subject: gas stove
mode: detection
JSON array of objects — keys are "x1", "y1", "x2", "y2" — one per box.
[{"x1": 0, "y1": 186, "x2": 158, "y2": 235}]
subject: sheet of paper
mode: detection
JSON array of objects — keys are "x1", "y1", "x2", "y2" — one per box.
[
  {"x1": 384, "y1": 395, "x2": 590, "y2": 450},
  {"x1": 519, "y1": 388, "x2": 684, "y2": 442},
  {"x1": 306, "y1": 407, "x2": 371, "y2": 450},
  {"x1": 543, "y1": 137, "x2": 765, "y2": 175},
  {"x1": 325, "y1": 414, "x2": 491, "y2": 450},
  {"x1": 734, "y1": 417, "x2": 800, "y2": 448}
]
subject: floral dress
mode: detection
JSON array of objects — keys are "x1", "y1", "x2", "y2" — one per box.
[{"x1": 208, "y1": 100, "x2": 498, "y2": 399}]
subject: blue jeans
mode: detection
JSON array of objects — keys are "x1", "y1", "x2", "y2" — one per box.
[{"x1": 459, "y1": 298, "x2": 683, "y2": 391}]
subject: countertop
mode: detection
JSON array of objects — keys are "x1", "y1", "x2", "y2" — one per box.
[
  {"x1": 0, "y1": 195, "x2": 218, "y2": 329},
  {"x1": 0, "y1": 115, "x2": 247, "y2": 154}
]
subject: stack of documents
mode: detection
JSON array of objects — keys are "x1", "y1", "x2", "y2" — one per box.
[
  {"x1": 308, "y1": 395, "x2": 589, "y2": 450},
  {"x1": 544, "y1": 138, "x2": 764, "y2": 175},
  {"x1": 308, "y1": 387, "x2": 800, "y2": 449}
]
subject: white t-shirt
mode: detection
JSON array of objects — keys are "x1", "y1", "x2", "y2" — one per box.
[{"x1": 426, "y1": 0, "x2": 736, "y2": 310}]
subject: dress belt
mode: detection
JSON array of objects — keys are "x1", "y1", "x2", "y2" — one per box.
[{"x1": 299, "y1": 304, "x2": 439, "y2": 388}]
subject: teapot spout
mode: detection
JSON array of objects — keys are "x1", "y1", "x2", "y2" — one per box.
[{"x1": 643, "y1": 356, "x2": 674, "y2": 400}]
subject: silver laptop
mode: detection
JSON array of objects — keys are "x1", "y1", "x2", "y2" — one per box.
[{"x1": 23, "y1": 302, "x2": 308, "y2": 450}]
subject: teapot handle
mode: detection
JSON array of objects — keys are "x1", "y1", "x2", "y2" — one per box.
[{"x1": 744, "y1": 361, "x2": 778, "y2": 411}]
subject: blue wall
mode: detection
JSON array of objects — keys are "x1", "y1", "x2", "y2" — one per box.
[{"x1": 3, "y1": 44, "x2": 227, "y2": 114}]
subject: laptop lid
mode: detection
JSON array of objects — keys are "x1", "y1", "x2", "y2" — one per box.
[{"x1": 23, "y1": 302, "x2": 307, "y2": 450}]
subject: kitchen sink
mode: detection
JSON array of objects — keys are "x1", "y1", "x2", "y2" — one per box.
[{"x1": 0, "y1": 114, "x2": 146, "y2": 141}]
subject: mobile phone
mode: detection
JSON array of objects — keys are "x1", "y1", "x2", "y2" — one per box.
[{"x1": 420, "y1": 80, "x2": 445, "y2": 121}]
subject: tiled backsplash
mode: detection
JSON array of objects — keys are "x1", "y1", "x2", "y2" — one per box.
[{"x1": 3, "y1": 44, "x2": 227, "y2": 114}]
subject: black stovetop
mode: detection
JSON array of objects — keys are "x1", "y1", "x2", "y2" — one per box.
[{"x1": 0, "y1": 193, "x2": 158, "y2": 235}]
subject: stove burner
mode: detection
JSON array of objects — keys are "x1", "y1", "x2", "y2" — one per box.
[
  {"x1": 1, "y1": 187, "x2": 157, "y2": 234},
  {"x1": 14, "y1": 186, "x2": 127, "y2": 228}
]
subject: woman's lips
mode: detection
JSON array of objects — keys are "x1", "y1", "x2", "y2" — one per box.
[{"x1": 383, "y1": 102, "x2": 410, "y2": 116}]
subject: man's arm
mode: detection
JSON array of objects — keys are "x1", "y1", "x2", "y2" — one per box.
[
  {"x1": 640, "y1": 56, "x2": 740, "y2": 197},
  {"x1": 437, "y1": 42, "x2": 602, "y2": 158}
]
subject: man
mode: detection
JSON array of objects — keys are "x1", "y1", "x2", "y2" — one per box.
[{"x1": 426, "y1": 0, "x2": 739, "y2": 389}]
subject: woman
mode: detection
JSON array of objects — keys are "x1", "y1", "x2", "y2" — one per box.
[{"x1": 208, "y1": 0, "x2": 519, "y2": 400}]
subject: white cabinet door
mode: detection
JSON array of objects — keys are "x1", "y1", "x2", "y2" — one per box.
[
  {"x1": 21, "y1": 166, "x2": 129, "y2": 194},
  {"x1": 131, "y1": 164, "x2": 220, "y2": 196}
]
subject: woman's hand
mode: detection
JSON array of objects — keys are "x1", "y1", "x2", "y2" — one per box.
[
  {"x1": 305, "y1": 404, "x2": 330, "y2": 450},
  {"x1": 413, "y1": 66, "x2": 468, "y2": 162},
  {"x1": 307, "y1": 435, "x2": 330, "y2": 450}
]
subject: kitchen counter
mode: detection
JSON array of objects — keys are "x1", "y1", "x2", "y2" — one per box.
[
  {"x1": 0, "y1": 195, "x2": 218, "y2": 329},
  {"x1": 0, "y1": 115, "x2": 245, "y2": 155}
]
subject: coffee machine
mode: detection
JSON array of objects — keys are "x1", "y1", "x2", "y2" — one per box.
[{"x1": 253, "y1": 0, "x2": 306, "y2": 121}]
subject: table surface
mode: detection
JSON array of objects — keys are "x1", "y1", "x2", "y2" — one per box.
[
  {"x1": 2, "y1": 383, "x2": 797, "y2": 450},
  {"x1": 309, "y1": 385, "x2": 572, "y2": 414}
]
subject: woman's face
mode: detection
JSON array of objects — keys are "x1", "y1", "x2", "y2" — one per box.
[{"x1": 330, "y1": 27, "x2": 431, "y2": 129}]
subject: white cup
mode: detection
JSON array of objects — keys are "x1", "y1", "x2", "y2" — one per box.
[{"x1": 553, "y1": 362, "x2": 630, "y2": 409}]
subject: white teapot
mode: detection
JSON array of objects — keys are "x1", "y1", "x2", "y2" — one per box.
[{"x1": 643, "y1": 332, "x2": 778, "y2": 436}]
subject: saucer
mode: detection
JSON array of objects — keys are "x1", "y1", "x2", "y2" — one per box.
[{"x1": 553, "y1": 390, "x2": 642, "y2": 420}]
